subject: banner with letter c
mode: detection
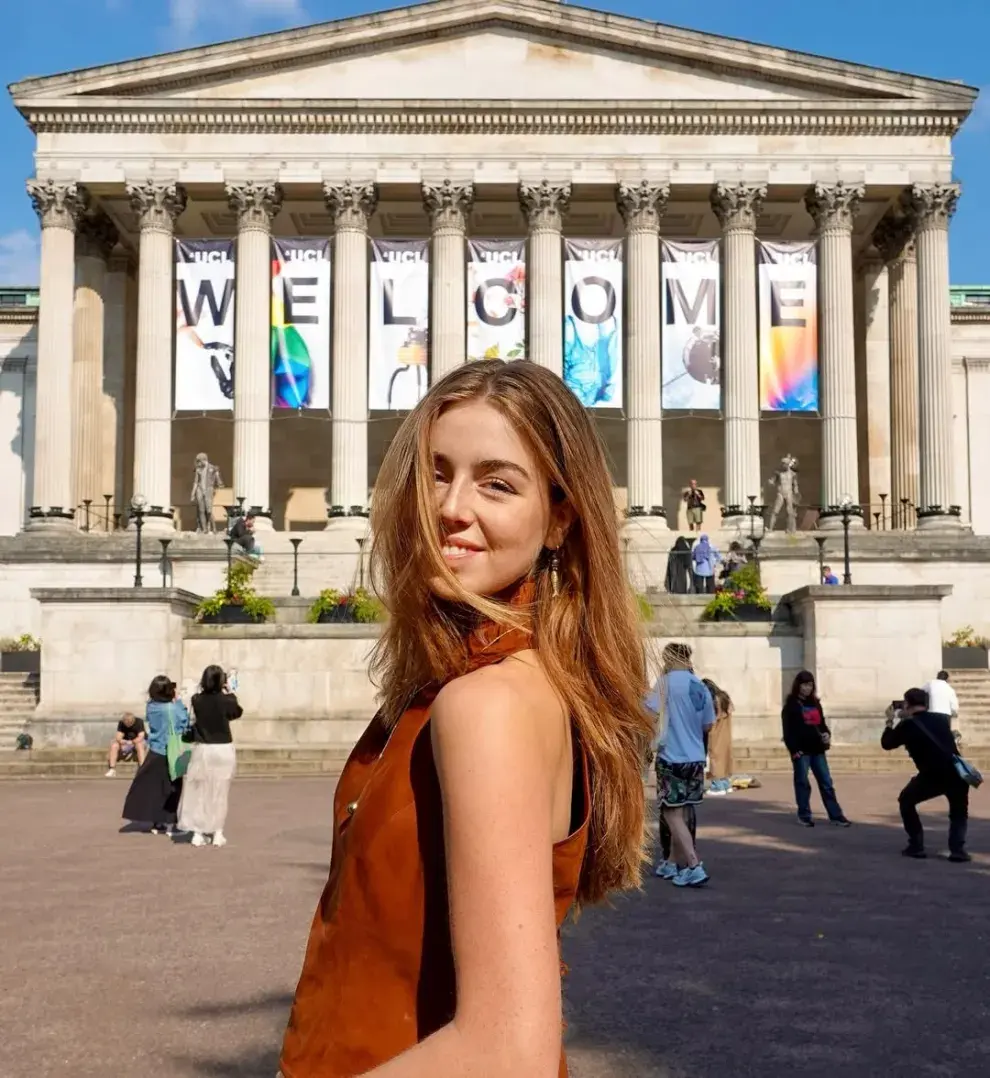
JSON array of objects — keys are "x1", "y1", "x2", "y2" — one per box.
[
  {"x1": 467, "y1": 239, "x2": 526, "y2": 361},
  {"x1": 369, "y1": 239, "x2": 430, "y2": 411},
  {"x1": 758, "y1": 240, "x2": 819, "y2": 412},
  {"x1": 563, "y1": 238, "x2": 623, "y2": 408}
]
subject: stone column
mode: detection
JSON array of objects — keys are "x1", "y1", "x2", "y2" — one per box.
[
  {"x1": 519, "y1": 181, "x2": 570, "y2": 375},
  {"x1": 423, "y1": 180, "x2": 473, "y2": 381},
  {"x1": 324, "y1": 180, "x2": 378, "y2": 526},
  {"x1": 873, "y1": 214, "x2": 919, "y2": 529},
  {"x1": 227, "y1": 181, "x2": 283, "y2": 526},
  {"x1": 126, "y1": 181, "x2": 187, "y2": 530},
  {"x1": 25, "y1": 179, "x2": 89, "y2": 528},
  {"x1": 805, "y1": 182, "x2": 865, "y2": 528},
  {"x1": 858, "y1": 249, "x2": 891, "y2": 526},
  {"x1": 710, "y1": 182, "x2": 765, "y2": 524},
  {"x1": 905, "y1": 183, "x2": 961, "y2": 529},
  {"x1": 72, "y1": 211, "x2": 118, "y2": 527},
  {"x1": 103, "y1": 248, "x2": 131, "y2": 521},
  {"x1": 617, "y1": 180, "x2": 668, "y2": 522}
]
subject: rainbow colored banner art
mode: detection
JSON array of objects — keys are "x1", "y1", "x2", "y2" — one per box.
[
  {"x1": 758, "y1": 240, "x2": 819, "y2": 412},
  {"x1": 271, "y1": 238, "x2": 331, "y2": 409}
]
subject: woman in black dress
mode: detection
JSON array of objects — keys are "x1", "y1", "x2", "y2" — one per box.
[{"x1": 122, "y1": 675, "x2": 191, "y2": 834}]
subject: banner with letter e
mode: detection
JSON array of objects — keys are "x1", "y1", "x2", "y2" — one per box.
[
  {"x1": 758, "y1": 240, "x2": 819, "y2": 412},
  {"x1": 175, "y1": 239, "x2": 235, "y2": 411},
  {"x1": 563, "y1": 238, "x2": 623, "y2": 408},
  {"x1": 661, "y1": 239, "x2": 720, "y2": 411},
  {"x1": 467, "y1": 239, "x2": 526, "y2": 361},
  {"x1": 271, "y1": 238, "x2": 331, "y2": 409},
  {"x1": 369, "y1": 239, "x2": 430, "y2": 411}
]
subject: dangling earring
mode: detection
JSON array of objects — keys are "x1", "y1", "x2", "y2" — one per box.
[{"x1": 549, "y1": 548, "x2": 561, "y2": 597}]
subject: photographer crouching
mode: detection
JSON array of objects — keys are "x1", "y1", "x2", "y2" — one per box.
[{"x1": 882, "y1": 687, "x2": 970, "y2": 863}]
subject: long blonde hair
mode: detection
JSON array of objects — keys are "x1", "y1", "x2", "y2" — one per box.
[{"x1": 369, "y1": 360, "x2": 651, "y2": 905}]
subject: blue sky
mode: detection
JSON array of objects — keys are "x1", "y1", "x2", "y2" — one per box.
[{"x1": 2, "y1": 0, "x2": 987, "y2": 286}]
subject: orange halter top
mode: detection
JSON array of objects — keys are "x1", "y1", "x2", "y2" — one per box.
[{"x1": 279, "y1": 585, "x2": 590, "y2": 1078}]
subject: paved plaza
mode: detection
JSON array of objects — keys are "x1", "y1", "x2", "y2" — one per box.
[{"x1": 1, "y1": 774, "x2": 987, "y2": 1078}]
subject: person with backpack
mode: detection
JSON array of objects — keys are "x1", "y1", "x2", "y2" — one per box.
[{"x1": 882, "y1": 687, "x2": 972, "y2": 862}]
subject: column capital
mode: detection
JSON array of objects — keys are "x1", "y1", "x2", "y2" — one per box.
[
  {"x1": 872, "y1": 213, "x2": 916, "y2": 265},
  {"x1": 28, "y1": 179, "x2": 90, "y2": 231},
  {"x1": 323, "y1": 180, "x2": 378, "y2": 232},
  {"x1": 76, "y1": 211, "x2": 119, "y2": 262},
  {"x1": 422, "y1": 179, "x2": 474, "y2": 233},
  {"x1": 616, "y1": 180, "x2": 670, "y2": 233},
  {"x1": 519, "y1": 180, "x2": 571, "y2": 231},
  {"x1": 805, "y1": 181, "x2": 864, "y2": 234},
  {"x1": 126, "y1": 182, "x2": 187, "y2": 234},
  {"x1": 710, "y1": 182, "x2": 766, "y2": 231},
  {"x1": 902, "y1": 183, "x2": 960, "y2": 232},
  {"x1": 226, "y1": 180, "x2": 284, "y2": 232}
]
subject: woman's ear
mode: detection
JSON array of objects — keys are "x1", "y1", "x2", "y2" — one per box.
[{"x1": 545, "y1": 500, "x2": 575, "y2": 551}]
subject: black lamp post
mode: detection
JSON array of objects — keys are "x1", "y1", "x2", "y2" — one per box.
[
  {"x1": 873, "y1": 511, "x2": 881, "y2": 531},
  {"x1": 357, "y1": 536, "x2": 368, "y2": 591},
  {"x1": 814, "y1": 535, "x2": 827, "y2": 584},
  {"x1": 82, "y1": 499, "x2": 92, "y2": 533},
  {"x1": 159, "y1": 539, "x2": 172, "y2": 588},
  {"x1": 224, "y1": 537, "x2": 235, "y2": 598},
  {"x1": 839, "y1": 495, "x2": 854, "y2": 585},
  {"x1": 899, "y1": 496, "x2": 910, "y2": 530},
  {"x1": 879, "y1": 493, "x2": 888, "y2": 531},
  {"x1": 103, "y1": 494, "x2": 113, "y2": 531},
  {"x1": 131, "y1": 495, "x2": 147, "y2": 588},
  {"x1": 290, "y1": 538, "x2": 303, "y2": 597}
]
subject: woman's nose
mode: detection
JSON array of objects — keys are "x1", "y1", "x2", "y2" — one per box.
[{"x1": 439, "y1": 477, "x2": 474, "y2": 526}]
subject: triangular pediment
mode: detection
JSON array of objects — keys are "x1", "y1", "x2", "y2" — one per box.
[{"x1": 9, "y1": 0, "x2": 978, "y2": 109}]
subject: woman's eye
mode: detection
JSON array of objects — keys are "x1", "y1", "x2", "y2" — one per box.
[{"x1": 485, "y1": 477, "x2": 515, "y2": 495}]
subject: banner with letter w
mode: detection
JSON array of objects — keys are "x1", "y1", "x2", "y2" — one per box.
[{"x1": 175, "y1": 239, "x2": 236, "y2": 411}]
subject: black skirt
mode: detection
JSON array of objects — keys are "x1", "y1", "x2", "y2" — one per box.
[{"x1": 122, "y1": 750, "x2": 183, "y2": 825}]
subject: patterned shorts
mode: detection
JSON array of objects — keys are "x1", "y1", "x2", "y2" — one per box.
[{"x1": 656, "y1": 759, "x2": 705, "y2": 808}]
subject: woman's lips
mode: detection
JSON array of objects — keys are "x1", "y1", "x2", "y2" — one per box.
[{"x1": 441, "y1": 543, "x2": 482, "y2": 563}]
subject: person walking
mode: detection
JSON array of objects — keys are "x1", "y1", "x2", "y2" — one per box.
[
  {"x1": 882, "y1": 687, "x2": 971, "y2": 861},
  {"x1": 177, "y1": 665, "x2": 243, "y2": 848},
  {"x1": 691, "y1": 533, "x2": 721, "y2": 595},
  {"x1": 279, "y1": 360, "x2": 653, "y2": 1078},
  {"x1": 122, "y1": 676, "x2": 190, "y2": 835},
  {"x1": 647, "y1": 642, "x2": 715, "y2": 887},
  {"x1": 781, "y1": 671, "x2": 852, "y2": 827}
]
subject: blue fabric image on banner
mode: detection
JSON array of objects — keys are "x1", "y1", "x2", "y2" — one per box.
[
  {"x1": 563, "y1": 238, "x2": 623, "y2": 408},
  {"x1": 563, "y1": 314, "x2": 620, "y2": 406}
]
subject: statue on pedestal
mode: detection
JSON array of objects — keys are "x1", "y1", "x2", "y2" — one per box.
[
  {"x1": 768, "y1": 454, "x2": 800, "y2": 533},
  {"x1": 191, "y1": 453, "x2": 223, "y2": 534}
]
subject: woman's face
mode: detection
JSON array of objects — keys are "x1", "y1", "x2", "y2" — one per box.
[
  {"x1": 429, "y1": 399, "x2": 564, "y2": 598},
  {"x1": 797, "y1": 680, "x2": 813, "y2": 699}
]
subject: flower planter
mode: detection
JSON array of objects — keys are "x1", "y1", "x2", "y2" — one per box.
[
  {"x1": 710, "y1": 603, "x2": 771, "y2": 623},
  {"x1": 1, "y1": 650, "x2": 40, "y2": 674},
  {"x1": 317, "y1": 606, "x2": 357, "y2": 624},
  {"x1": 941, "y1": 646, "x2": 989, "y2": 670},
  {"x1": 200, "y1": 606, "x2": 265, "y2": 625}
]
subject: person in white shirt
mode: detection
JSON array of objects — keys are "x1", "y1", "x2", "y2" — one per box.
[{"x1": 923, "y1": 671, "x2": 959, "y2": 720}]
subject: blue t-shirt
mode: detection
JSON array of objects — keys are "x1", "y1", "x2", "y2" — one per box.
[{"x1": 645, "y1": 669, "x2": 716, "y2": 764}]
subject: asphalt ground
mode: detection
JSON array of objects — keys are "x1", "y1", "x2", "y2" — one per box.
[{"x1": 1, "y1": 774, "x2": 987, "y2": 1078}]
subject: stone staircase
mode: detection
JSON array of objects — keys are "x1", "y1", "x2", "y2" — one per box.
[
  {"x1": 733, "y1": 741, "x2": 990, "y2": 774},
  {"x1": 0, "y1": 672, "x2": 38, "y2": 751},
  {"x1": 951, "y1": 669, "x2": 990, "y2": 745}
]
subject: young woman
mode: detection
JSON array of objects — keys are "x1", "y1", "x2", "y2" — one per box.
[
  {"x1": 279, "y1": 360, "x2": 652, "y2": 1078},
  {"x1": 782, "y1": 671, "x2": 852, "y2": 827},
  {"x1": 647, "y1": 642, "x2": 715, "y2": 887},
  {"x1": 122, "y1": 675, "x2": 190, "y2": 834},
  {"x1": 703, "y1": 678, "x2": 734, "y2": 795},
  {"x1": 177, "y1": 665, "x2": 242, "y2": 848}
]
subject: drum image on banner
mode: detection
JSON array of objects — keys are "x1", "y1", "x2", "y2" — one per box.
[
  {"x1": 369, "y1": 239, "x2": 430, "y2": 411},
  {"x1": 661, "y1": 239, "x2": 721, "y2": 411},
  {"x1": 466, "y1": 239, "x2": 526, "y2": 362},
  {"x1": 563, "y1": 238, "x2": 623, "y2": 408},
  {"x1": 271, "y1": 238, "x2": 331, "y2": 410},
  {"x1": 175, "y1": 239, "x2": 236, "y2": 411}
]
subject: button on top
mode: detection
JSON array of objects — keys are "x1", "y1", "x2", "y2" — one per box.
[{"x1": 346, "y1": 800, "x2": 359, "y2": 816}]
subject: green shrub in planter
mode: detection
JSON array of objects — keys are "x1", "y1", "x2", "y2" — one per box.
[{"x1": 195, "y1": 561, "x2": 275, "y2": 623}]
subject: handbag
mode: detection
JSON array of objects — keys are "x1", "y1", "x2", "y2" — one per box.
[
  {"x1": 165, "y1": 702, "x2": 192, "y2": 781},
  {"x1": 910, "y1": 716, "x2": 983, "y2": 790}
]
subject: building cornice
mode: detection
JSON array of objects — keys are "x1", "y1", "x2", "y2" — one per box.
[
  {"x1": 0, "y1": 308, "x2": 39, "y2": 326},
  {"x1": 952, "y1": 308, "x2": 990, "y2": 325},
  {"x1": 18, "y1": 97, "x2": 968, "y2": 137}
]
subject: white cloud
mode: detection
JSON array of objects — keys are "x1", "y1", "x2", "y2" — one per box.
[
  {"x1": 0, "y1": 231, "x2": 40, "y2": 288},
  {"x1": 167, "y1": 0, "x2": 306, "y2": 41}
]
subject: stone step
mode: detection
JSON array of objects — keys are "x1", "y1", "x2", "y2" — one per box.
[{"x1": 733, "y1": 743, "x2": 990, "y2": 773}]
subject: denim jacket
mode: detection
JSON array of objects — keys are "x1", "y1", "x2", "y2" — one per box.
[{"x1": 145, "y1": 699, "x2": 191, "y2": 755}]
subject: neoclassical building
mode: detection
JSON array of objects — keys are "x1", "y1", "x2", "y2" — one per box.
[{"x1": 4, "y1": 0, "x2": 988, "y2": 536}]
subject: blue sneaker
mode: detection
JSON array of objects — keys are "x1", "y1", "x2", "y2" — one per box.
[
  {"x1": 654, "y1": 860, "x2": 679, "y2": 880},
  {"x1": 672, "y1": 863, "x2": 709, "y2": 888}
]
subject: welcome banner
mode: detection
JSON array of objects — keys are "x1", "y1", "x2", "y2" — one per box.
[
  {"x1": 369, "y1": 239, "x2": 430, "y2": 411},
  {"x1": 758, "y1": 240, "x2": 819, "y2": 412},
  {"x1": 661, "y1": 239, "x2": 721, "y2": 410},
  {"x1": 175, "y1": 239, "x2": 236, "y2": 411},
  {"x1": 563, "y1": 238, "x2": 623, "y2": 408},
  {"x1": 466, "y1": 239, "x2": 526, "y2": 362},
  {"x1": 271, "y1": 238, "x2": 331, "y2": 409}
]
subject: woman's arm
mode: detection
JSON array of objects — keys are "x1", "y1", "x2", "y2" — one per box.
[
  {"x1": 781, "y1": 699, "x2": 801, "y2": 755},
  {"x1": 227, "y1": 694, "x2": 244, "y2": 720},
  {"x1": 363, "y1": 668, "x2": 564, "y2": 1078}
]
